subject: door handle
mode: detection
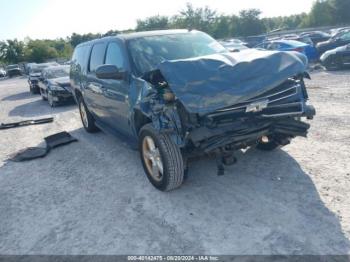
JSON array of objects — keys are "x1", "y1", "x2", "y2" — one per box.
[{"x1": 89, "y1": 83, "x2": 104, "y2": 94}]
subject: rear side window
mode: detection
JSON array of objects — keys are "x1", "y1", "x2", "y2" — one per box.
[
  {"x1": 105, "y1": 42, "x2": 125, "y2": 69},
  {"x1": 89, "y1": 43, "x2": 106, "y2": 72}
]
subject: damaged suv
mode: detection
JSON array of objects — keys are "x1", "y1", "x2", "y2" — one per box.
[{"x1": 70, "y1": 30, "x2": 315, "y2": 191}]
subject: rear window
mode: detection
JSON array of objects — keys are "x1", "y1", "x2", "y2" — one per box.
[{"x1": 89, "y1": 43, "x2": 106, "y2": 72}]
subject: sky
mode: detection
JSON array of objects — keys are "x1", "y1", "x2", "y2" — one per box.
[{"x1": 0, "y1": 0, "x2": 314, "y2": 40}]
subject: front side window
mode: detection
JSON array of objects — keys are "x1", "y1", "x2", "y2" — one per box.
[
  {"x1": 89, "y1": 43, "x2": 106, "y2": 72},
  {"x1": 105, "y1": 42, "x2": 125, "y2": 69},
  {"x1": 340, "y1": 32, "x2": 350, "y2": 41}
]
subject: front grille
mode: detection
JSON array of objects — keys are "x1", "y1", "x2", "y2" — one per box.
[
  {"x1": 205, "y1": 80, "x2": 303, "y2": 122},
  {"x1": 58, "y1": 83, "x2": 70, "y2": 88}
]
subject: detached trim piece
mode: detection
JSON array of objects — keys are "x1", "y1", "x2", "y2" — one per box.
[
  {"x1": 0, "y1": 117, "x2": 54, "y2": 130},
  {"x1": 8, "y1": 131, "x2": 78, "y2": 162}
]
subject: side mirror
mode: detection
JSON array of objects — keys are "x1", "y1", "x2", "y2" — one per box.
[{"x1": 96, "y1": 65, "x2": 125, "y2": 80}]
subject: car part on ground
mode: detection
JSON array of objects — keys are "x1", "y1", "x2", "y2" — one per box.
[
  {"x1": 0, "y1": 117, "x2": 54, "y2": 130},
  {"x1": 8, "y1": 131, "x2": 78, "y2": 162},
  {"x1": 320, "y1": 44, "x2": 350, "y2": 70},
  {"x1": 70, "y1": 29, "x2": 315, "y2": 191}
]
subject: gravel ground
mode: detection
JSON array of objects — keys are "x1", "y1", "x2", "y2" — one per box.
[{"x1": 0, "y1": 72, "x2": 349, "y2": 255}]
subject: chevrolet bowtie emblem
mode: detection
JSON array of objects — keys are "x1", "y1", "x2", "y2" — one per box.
[{"x1": 245, "y1": 100, "x2": 269, "y2": 113}]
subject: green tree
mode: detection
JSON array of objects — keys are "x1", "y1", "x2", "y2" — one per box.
[
  {"x1": 237, "y1": 9, "x2": 266, "y2": 36},
  {"x1": 25, "y1": 40, "x2": 59, "y2": 63},
  {"x1": 136, "y1": 16, "x2": 169, "y2": 31},
  {"x1": 301, "y1": 0, "x2": 334, "y2": 27},
  {"x1": 69, "y1": 32, "x2": 102, "y2": 47},
  {"x1": 329, "y1": 0, "x2": 350, "y2": 24},
  {"x1": 0, "y1": 39, "x2": 25, "y2": 64},
  {"x1": 172, "y1": 3, "x2": 217, "y2": 34}
]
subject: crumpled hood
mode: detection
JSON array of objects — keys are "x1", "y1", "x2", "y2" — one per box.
[{"x1": 158, "y1": 50, "x2": 307, "y2": 115}]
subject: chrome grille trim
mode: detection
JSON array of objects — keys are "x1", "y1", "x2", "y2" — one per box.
[{"x1": 216, "y1": 84, "x2": 298, "y2": 112}]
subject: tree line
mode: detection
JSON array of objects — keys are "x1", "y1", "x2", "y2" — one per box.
[{"x1": 1, "y1": 0, "x2": 350, "y2": 65}]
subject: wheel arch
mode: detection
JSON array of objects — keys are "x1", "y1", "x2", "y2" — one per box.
[{"x1": 133, "y1": 109, "x2": 152, "y2": 136}]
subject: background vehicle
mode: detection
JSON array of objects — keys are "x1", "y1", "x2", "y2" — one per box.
[
  {"x1": 300, "y1": 31, "x2": 331, "y2": 45},
  {"x1": 28, "y1": 62, "x2": 59, "y2": 94},
  {"x1": 255, "y1": 39, "x2": 316, "y2": 61},
  {"x1": 330, "y1": 27, "x2": 350, "y2": 36},
  {"x1": 6, "y1": 64, "x2": 22, "y2": 77},
  {"x1": 219, "y1": 40, "x2": 249, "y2": 52},
  {"x1": 70, "y1": 30, "x2": 314, "y2": 191},
  {"x1": 0, "y1": 67, "x2": 6, "y2": 77},
  {"x1": 317, "y1": 30, "x2": 350, "y2": 55},
  {"x1": 24, "y1": 63, "x2": 37, "y2": 75},
  {"x1": 242, "y1": 35, "x2": 266, "y2": 47},
  {"x1": 38, "y1": 65, "x2": 72, "y2": 107},
  {"x1": 320, "y1": 44, "x2": 350, "y2": 70}
]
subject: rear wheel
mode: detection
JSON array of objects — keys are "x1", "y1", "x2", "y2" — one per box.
[
  {"x1": 47, "y1": 92, "x2": 56, "y2": 107},
  {"x1": 139, "y1": 124, "x2": 184, "y2": 191},
  {"x1": 29, "y1": 85, "x2": 34, "y2": 94},
  {"x1": 324, "y1": 55, "x2": 343, "y2": 71},
  {"x1": 40, "y1": 88, "x2": 47, "y2": 100},
  {"x1": 78, "y1": 97, "x2": 99, "y2": 132}
]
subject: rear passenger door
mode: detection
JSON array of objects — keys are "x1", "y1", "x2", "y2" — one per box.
[
  {"x1": 85, "y1": 42, "x2": 108, "y2": 120},
  {"x1": 99, "y1": 41, "x2": 131, "y2": 134}
]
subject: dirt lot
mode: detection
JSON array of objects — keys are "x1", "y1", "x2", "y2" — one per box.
[{"x1": 0, "y1": 72, "x2": 349, "y2": 255}]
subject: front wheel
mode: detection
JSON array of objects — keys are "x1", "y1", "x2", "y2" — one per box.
[{"x1": 139, "y1": 124, "x2": 184, "y2": 191}]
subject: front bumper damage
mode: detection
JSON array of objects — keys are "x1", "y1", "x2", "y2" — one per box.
[
  {"x1": 137, "y1": 50, "x2": 316, "y2": 174},
  {"x1": 50, "y1": 90, "x2": 73, "y2": 103}
]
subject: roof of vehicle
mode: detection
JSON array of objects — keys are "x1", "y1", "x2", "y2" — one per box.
[
  {"x1": 76, "y1": 29, "x2": 192, "y2": 47},
  {"x1": 32, "y1": 62, "x2": 59, "y2": 68},
  {"x1": 6, "y1": 64, "x2": 20, "y2": 69},
  {"x1": 42, "y1": 65, "x2": 69, "y2": 72},
  {"x1": 264, "y1": 39, "x2": 308, "y2": 46},
  {"x1": 300, "y1": 31, "x2": 329, "y2": 36}
]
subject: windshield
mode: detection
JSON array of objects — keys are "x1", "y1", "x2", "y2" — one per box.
[
  {"x1": 30, "y1": 63, "x2": 58, "y2": 73},
  {"x1": 45, "y1": 66, "x2": 69, "y2": 79},
  {"x1": 127, "y1": 31, "x2": 227, "y2": 75},
  {"x1": 7, "y1": 65, "x2": 19, "y2": 70}
]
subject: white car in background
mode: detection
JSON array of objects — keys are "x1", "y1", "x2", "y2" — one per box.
[{"x1": 0, "y1": 68, "x2": 6, "y2": 78}]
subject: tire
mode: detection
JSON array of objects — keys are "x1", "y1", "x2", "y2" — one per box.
[
  {"x1": 324, "y1": 55, "x2": 343, "y2": 71},
  {"x1": 256, "y1": 136, "x2": 280, "y2": 151},
  {"x1": 78, "y1": 97, "x2": 99, "y2": 133},
  {"x1": 139, "y1": 124, "x2": 184, "y2": 191},
  {"x1": 40, "y1": 88, "x2": 47, "y2": 101},
  {"x1": 29, "y1": 85, "x2": 34, "y2": 94},
  {"x1": 47, "y1": 92, "x2": 56, "y2": 107}
]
